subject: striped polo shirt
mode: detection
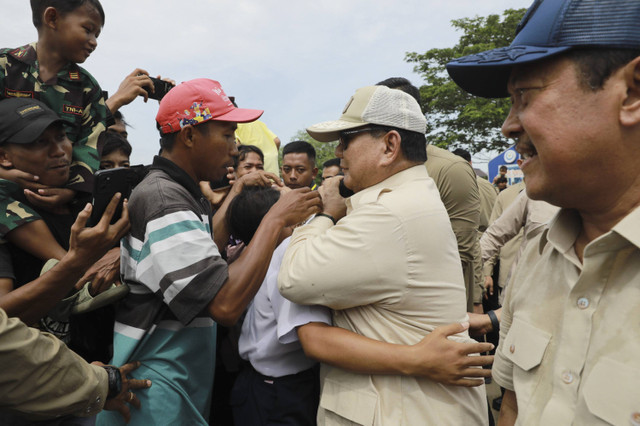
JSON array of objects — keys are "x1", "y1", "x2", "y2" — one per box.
[{"x1": 97, "y1": 156, "x2": 227, "y2": 426}]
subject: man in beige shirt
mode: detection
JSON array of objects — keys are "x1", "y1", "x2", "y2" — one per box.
[
  {"x1": 279, "y1": 85, "x2": 487, "y2": 425},
  {"x1": 447, "y1": 0, "x2": 640, "y2": 424},
  {"x1": 482, "y1": 181, "x2": 525, "y2": 299},
  {"x1": 378, "y1": 78, "x2": 484, "y2": 313},
  {"x1": 480, "y1": 190, "x2": 559, "y2": 303}
]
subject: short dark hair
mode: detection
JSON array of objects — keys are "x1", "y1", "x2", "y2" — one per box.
[
  {"x1": 31, "y1": 0, "x2": 105, "y2": 28},
  {"x1": 238, "y1": 145, "x2": 264, "y2": 164},
  {"x1": 566, "y1": 48, "x2": 640, "y2": 91},
  {"x1": 99, "y1": 131, "x2": 131, "y2": 158},
  {"x1": 495, "y1": 176, "x2": 508, "y2": 184},
  {"x1": 282, "y1": 141, "x2": 316, "y2": 164},
  {"x1": 452, "y1": 148, "x2": 471, "y2": 162},
  {"x1": 156, "y1": 120, "x2": 211, "y2": 152},
  {"x1": 499, "y1": 165, "x2": 508, "y2": 172},
  {"x1": 157, "y1": 122, "x2": 177, "y2": 152},
  {"x1": 376, "y1": 77, "x2": 421, "y2": 106},
  {"x1": 365, "y1": 126, "x2": 426, "y2": 163},
  {"x1": 322, "y1": 158, "x2": 341, "y2": 169},
  {"x1": 226, "y1": 187, "x2": 281, "y2": 244}
]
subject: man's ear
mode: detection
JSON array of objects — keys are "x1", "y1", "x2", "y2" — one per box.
[
  {"x1": 0, "y1": 147, "x2": 14, "y2": 169},
  {"x1": 42, "y1": 7, "x2": 60, "y2": 31},
  {"x1": 178, "y1": 126, "x2": 196, "y2": 148},
  {"x1": 620, "y1": 56, "x2": 640, "y2": 127},
  {"x1": 311, "y1": 166, "x2": 318, "y2": 179},
  {"x1": 380, "y1": 130, "x2": 402, "y2": 166}
]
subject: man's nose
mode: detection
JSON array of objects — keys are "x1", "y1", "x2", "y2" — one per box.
[{"x1": 501, "y1": 106, "x2": 522, "y2": 140}]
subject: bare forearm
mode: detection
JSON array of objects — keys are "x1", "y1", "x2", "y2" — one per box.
[
  {"x1": 497, "y1": 390, "x2": 518, "y2": 426},
  {"x1": 298, "y1": 322, "x2": 413, "y2": 375},
  {"x1": 209, "y1": 213, "x2": 285, "y2": 325},
  {"x1": 6, "y1": 220, "x2": 67, "y2": 261},
  {"x1": 0, "y1": 254, "x2": 86, "y2": 324}
]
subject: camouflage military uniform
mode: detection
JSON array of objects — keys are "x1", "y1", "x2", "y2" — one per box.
[{"x1": 0, "y1": 42, "x2": 107, "y2": 236}]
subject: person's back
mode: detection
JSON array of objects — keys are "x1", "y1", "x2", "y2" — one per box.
[
  {"x1": 476, "y1": 176, "x2": 498, "y2": 233},
  {"x1": 425, "y1": 144, "x2": 483, "y2": 311}
]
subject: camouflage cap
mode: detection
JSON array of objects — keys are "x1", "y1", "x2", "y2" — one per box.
[{"x1": 0, "y1": 98, "x2": 64, "y2": 145}]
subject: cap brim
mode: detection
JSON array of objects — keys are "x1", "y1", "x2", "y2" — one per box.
[
  {"x1": 446, "y1": 45, "x2": 572, "y2": 98},
  {"x1": 215, "y1": 108, "x2": 263, "y2": 123},
  {"x1": 6, "y1": 117, "x2": 64, "y2": 144},
  {"x1": 306, "y1": 120, "x2": 369, "y2": 143}
]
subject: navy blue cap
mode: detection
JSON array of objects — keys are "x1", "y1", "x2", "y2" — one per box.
[
  {"x1": 0, "y1": 98, "x2": 64, "y2": 145},
  {"x1": 446, "y1": 0, "x2": 640, "y2": 98}
]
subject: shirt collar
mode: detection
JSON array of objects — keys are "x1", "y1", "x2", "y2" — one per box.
[
  {"x1": 612, "y1": 204, "x2": 640, "y2": 250},
  {"x1": 150, "y1": 155, "x2": 204, "y2": 201},
  {"x1": 11, "y1": 42, "x2": 82, "y2": 83},
  {"x1": 541, "y1": 204, "x2": 640, "y2": 256},
  {"x1": 346, "y1": 165, "x2": 427, "y2": 212}
]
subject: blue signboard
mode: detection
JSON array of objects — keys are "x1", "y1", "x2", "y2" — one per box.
[{"x1": 488, "y1": 146, "x2": 523, "y2": 185}]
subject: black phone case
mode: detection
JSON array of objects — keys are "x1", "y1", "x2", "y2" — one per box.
[{"x1": 88, "y1": 167, "x2": 145, "y2": 226}]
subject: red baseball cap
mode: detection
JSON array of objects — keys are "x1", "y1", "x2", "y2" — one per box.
[{"x1": 156, "y1": 78, "x2": 263, "y2": 134}]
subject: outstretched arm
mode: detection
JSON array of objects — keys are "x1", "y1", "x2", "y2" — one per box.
[
  {"x1": 298, "y1": 322, "x2": 493, "y2": 387},
  {"x1": 0, "y1": 194, "x2": 130, "y2": 324},
  {"x1": 208, "y1": 188, "x2": 321, "y2": 326}
]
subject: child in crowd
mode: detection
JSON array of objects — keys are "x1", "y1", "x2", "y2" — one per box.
[
  {"x1": 99, "y1": 131, "x2": 131, "y2": 170},
  {"x1": 226, "y1": 186, "x2": 330, "y2": 425},
  {"x1": 0, "y1": 0, "x2": 154, "y2": 256}
]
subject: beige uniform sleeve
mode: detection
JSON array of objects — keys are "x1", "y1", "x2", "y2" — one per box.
[
  {"x1": 0, "y1": 308, "x2": 108, "y2": 420},
  {"x1": 480, "y1": 191, "x2": 529, "y2": 264}
]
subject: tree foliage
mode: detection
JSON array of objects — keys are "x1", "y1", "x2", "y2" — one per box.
[
  {"x1": 405, "y1": 8, "x2": 526, "y2": 154},
  {"x1": 286, "y1": 130, "x2": 338, "y2": 186}
]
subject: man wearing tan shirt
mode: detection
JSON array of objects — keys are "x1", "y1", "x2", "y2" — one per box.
[
  {"x1": 279, "y1": 85, "x2": 488, "y2": 425},
  {"x1": 447, "y1": 0, "x2": 640, "y2": 424}
]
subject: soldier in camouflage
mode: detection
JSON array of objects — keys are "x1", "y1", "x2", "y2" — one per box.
[{"x1": 0, "y1": 0, "x2": 108, "y2": 243}]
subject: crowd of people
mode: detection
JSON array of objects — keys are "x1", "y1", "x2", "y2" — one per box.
[{"x1": 1, "y1": 0, "x2": 639, "y2": 425}]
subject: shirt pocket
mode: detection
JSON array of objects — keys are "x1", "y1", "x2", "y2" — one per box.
[
  {"x1": 583, "y1": 357, "x2": 640, "y2": 425},
  {"x1": 319, "y1": 375, "x2": 378, "y2": 426},
  {"x1": 502, "y1": 317, "x2": 551, "y2": 410}
]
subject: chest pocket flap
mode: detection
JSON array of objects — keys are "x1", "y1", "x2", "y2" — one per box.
[
  {"x1": 502, "y1": 317, "x2": 551, "y2": 371},
  {"x1": 319, "y1": 373, "x2": 378, "y2": 426},
  {"x1": 583, "y1": 357, "x2": 640, "y2": 425}
]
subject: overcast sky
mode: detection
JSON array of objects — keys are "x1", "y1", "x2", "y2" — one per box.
[{"x1": 4, "y1": 0, "x2": 531, "y2": 169}]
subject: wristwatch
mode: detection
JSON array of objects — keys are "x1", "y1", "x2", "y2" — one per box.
[{"x1": 102, "y1": 366, "x2": 122, "y2": 399}]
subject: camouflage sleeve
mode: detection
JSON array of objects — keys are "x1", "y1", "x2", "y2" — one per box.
[
  {"x1": 0, "y1": 51, "x2": 8, "y2": 100},
  {"x1": 66, "y1": 75, "x2": 107, "y2": 194},
  {"x1": 0, "y1": 181, "x2": 41, "y2": 239}
]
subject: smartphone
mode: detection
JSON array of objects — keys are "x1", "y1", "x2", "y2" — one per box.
[
  {"x1": 88, "y1": 166, "x2": 146, "y2": 226},
  {"x1": 337, "y1": 174, "x2": 354, "y2": 198},
  {"x1": 141, "y1": 76, "x2": 174, "y2": 101}
]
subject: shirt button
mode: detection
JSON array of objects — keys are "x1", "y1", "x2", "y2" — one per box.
[
  {"x1": 561, "y1": 371, "x2": 574, "y2": 384},
  {"x1": 509, "y1": 344, "x2": 515, "y2": 353},
  {"x1": 96, "y1": 396, "x2": 101, "y2": 404},
  {"x1": 577, "y1": 297, "x2": 589, "y2": 309}
]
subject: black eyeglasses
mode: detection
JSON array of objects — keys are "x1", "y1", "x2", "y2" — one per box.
[{"x1": 338, "y1": 127, "x2": 376, "y2": 148}]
